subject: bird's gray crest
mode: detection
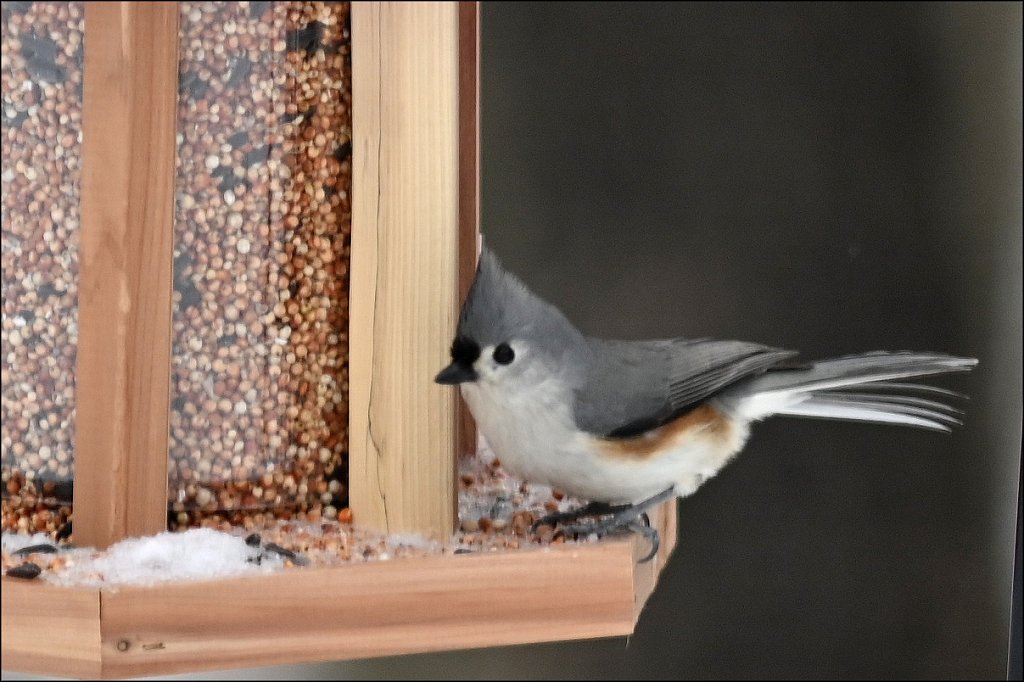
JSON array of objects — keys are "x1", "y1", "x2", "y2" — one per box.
[{"x1": 457, "y1": 248, "x2": 585, "y2": 356}]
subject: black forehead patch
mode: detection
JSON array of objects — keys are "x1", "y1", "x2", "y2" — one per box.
[{"x1": 451, "y1": 335, "x2": 481, "y2": 365}]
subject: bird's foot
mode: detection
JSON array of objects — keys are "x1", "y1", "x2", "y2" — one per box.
[
  {"x1": 530, "y1": 500, "x2": 631, "y2": 533},
  {"x1": 560, "y1": 509, "x2": 661, "y2": 563},
  {"x1": 548, "y1": 487, "x2": 675, "y2": 564}
]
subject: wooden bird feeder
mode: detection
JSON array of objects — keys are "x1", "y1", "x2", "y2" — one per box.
[{"x1": 1, "y1": 2, "x2": 676, "y2": 678}]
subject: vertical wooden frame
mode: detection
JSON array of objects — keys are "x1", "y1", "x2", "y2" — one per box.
[
  {"x1": 74, "y1": 2, "x2": 179, "y2": 548},
  {"x1": 67, "y1": 0, "x2": 479, "y2": 546},
  {"x1": 350, "y1": 1, "x2": 479, "y2": 538}
]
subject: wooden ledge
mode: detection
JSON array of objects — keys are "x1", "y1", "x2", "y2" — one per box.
[{"x1": 2, "y1": 501, "x2": 675, "y2": 679}]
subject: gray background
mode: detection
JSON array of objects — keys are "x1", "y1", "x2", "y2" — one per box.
[{"x1": 5, "y1": 2, "x2": 1021, "y2": 680}]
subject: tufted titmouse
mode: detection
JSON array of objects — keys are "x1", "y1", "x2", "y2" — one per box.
[{"x1": 435, "y1": 248, "x2": 977, "y2": 561}]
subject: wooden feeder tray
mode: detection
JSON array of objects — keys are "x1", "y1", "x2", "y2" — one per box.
[{"x1": 3, "y1": 503, "x2": 675, "y2": 678}]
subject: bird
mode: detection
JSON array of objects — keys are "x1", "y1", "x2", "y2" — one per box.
[{"x1": 435, "y1": 248, "x2": 977, "y2": 561}]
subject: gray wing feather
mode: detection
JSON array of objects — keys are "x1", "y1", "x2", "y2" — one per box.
[
  {"x1": 573, "y1": 337, "x2": 797, "y2": 437},
  {"x1": 666, "y1": 340, "x2": 798, "y2": 410}
]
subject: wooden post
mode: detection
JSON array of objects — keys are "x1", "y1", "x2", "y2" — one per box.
[
  {"x1": 74, "y1": 2, "x2": 179, "y2": 548},
  {"x1": 350, "y1": 2, "x2": 477, "y2": 538}
]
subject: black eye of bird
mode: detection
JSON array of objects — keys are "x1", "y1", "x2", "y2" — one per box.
[{"x1": 493, "y1": 342, "x2": 514, "y2": 365}]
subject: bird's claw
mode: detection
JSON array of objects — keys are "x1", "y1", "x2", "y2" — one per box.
[
  {"x1": 555, "y1": 507, "x2": 658, "y2": 561},
  {"x1": 558, "y1": 515, "x2": 661, "y2": 563},
  {"x1": 529, "y1": 500, "x2": 628, "y2": 533},
  {"x1": 536, "y1": 489, "x2": 675, "y2": 564}
]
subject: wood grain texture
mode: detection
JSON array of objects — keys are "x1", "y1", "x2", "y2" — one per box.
[
  {"x1": 0, "y1": 579, "x2": 103, "y2": 678},
  {"x1": 2, "y1": 522, "x2": 676, "y2": 679},
  {"x1": 74, "y1": 2, "x2": 179, "y2": 548},
  {"x1": 349, "y1": 2, "x2": 463, "y2": 538},
  {"x1": 457, "y1": 1, "x2": 481, "y2": 458},
  {"x1": 98, "y1": 539, "x2": 640, "y2": 678}
]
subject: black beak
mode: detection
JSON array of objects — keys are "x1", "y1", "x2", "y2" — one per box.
[{"x1": 435, "y1": 362, "x2": 478, "y2": 385}]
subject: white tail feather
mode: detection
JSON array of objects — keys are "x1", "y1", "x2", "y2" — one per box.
[
  {"x1": 724, "y1": 353, "x2": 976, "y2": 430},
  {"x1": 773, "y1": 400, "x2": 953, "y2": 431}
]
